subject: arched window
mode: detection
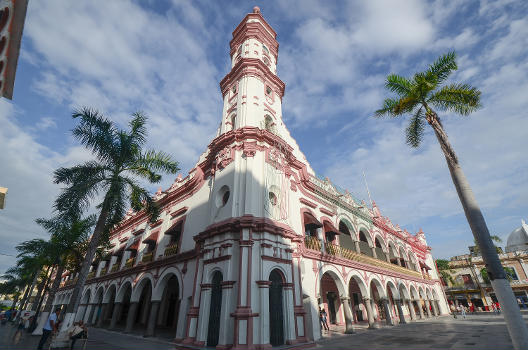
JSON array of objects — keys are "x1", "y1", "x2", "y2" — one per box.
[
  {"x1": 262, "y1": 44, "x2": 269, "y2": 55},
  {"x1": 374, "y1": 237, "x2": 386, "y2": 261},
  {"x1": 338, "y1": 220, "x2": 355, "y2": 251},
  {"x1": 207, "y1": 271, "x2": 223, "y2": 347},
  {"x1": 264, "y1": 115, "x2": 273, "y2": 132},
  {"x1": 230, "y1": 114, "x2": 236, "y2": 131},
  {"x1": 358, "y1": 230, "x2": 373, "y2": 257},
  {"x1": 269, "y1": 269, "x2": 284, "y2": 346}
]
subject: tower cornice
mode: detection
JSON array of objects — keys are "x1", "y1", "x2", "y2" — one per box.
[
  {"x1": 230, "y1": 12, "x2": 278, "y2": 58},
  {"x1": 219, "y1": 58, "x2": 285, "y2": 98}
]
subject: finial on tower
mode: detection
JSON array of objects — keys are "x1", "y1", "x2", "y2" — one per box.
[{"x1": 253, "y1": 6, "x2": 261, "y2": 14}]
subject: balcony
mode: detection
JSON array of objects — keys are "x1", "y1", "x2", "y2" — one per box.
[
  {"x1": 309, "y1": 242, "x2": 423, "y2": 279},
  {"x1": 99, "y1": 267, "x2": 107, "y2": 276},
  {"x1": 110, "y1": 263, "x2": 120, "y2": 273},
  {"x1": 124, "y1": 257, "x2": 136, "y2": 269},
  {"x1": 142, "y1": 251, "x2": 154, "y2": 263},
  {"x1": 87, "y1": 271, "x2": 95, "y2": 279},
  {"x1": 164, "y1": 243, "x2": 179, "y2": 257},
  {"x1": 304, "y1": 236, "x2": 321, "y2": 251}
]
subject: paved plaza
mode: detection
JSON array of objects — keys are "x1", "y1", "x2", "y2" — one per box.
[{"x1": 1, "y1": 313, "x2": 526, "y2": 350}]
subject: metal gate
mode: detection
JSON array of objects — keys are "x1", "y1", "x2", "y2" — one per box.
[
  {"x1": 207, "y1": 272, "x2": 223, "y2": 347},
  {"x1": 269, "y1": 270, "x2": 284, "y2": 346}
]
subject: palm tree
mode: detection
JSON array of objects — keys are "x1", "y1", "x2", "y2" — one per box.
[
  {"x1": 53, "y1": 108, "x2": 179, "y2": 329},
  {"x1": 31, "y1": 214, "x2": 96, "y2": 334},
  {"x1": 375, "y1": 51, "x2": 528, "y2": 349}
]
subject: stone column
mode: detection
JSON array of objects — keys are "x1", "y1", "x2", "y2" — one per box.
[
  {"x1": 257, "y1": 282, "x2": 271, "y2": 345},
  {"x1": 125, "y1": 302, "x2": 139, "y2": 333},
  {"x1": 417, "y1": 300, "x2": 425, "y2": 319},
  {"x1": 363, "y1": 297, "x2": 376, "y2": 329},
  {"x1": 385, "y1": 253, "x2": 391, "y2": 263},
  {"x1": 371, "y1": 247, "x2": 377, "y2": 259},
  {"x1": 396, "y1": 258, "x2": 402, "y2": 266},
  {"x1": 382, "y1": 299, "x2": 393, "y2": 326},
  {"x1": 407, "y1": 300, "x2": 416, "y2": 321},
  {"x1": 109, "y1": 302, "x2": 123, "y2": 330},
  {"x1": 435, "y1": 301, "x2": 441, "y2": 315},
  {"x1": 145, "y1": 301, "x2": 160, "y2": 337},
  {"x1": 85, "y1": 303, "x2": 97, "y2": 326},
  {"x1": 340, "y1": 296, "x2": 355, "y2": 334},
  {"x1": 284, "y1": 285, "x2": 297, "y2": 342},
  {"x1": 96, "y1": 304, "x2": 108, "y2": 327},
  {"x1": 83, "y1": 304, "x2": 94, "y2": 324},
  {"x1": 396, "y1": 299, "x2": 407, "y2": 324},
  {"x1": 425, "y1": 300, "x2": 432, "y2": 318},
  {"x1": 218, "y1": 282, "x2": 235, "y2": 347},
  {"x1": 354, "y1": 241, "x2": 361, "y2": 254}
]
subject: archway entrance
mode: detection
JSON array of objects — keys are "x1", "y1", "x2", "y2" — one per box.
[
  {"x1": 269, "y1": 269, "x2": 285, "y2": 346},
  {"x1": 135, "y1": 280, "x2": 152, "y2": 330},
  {"x1": 348, "y1": 278, "x2": 365, "y2": 323},
  {"x1": 207, "y1": 271, "x2": 222, "y2": 347},
  {"x1": 320, "y1": 272, "x2": 344, "y2": 329},
  {"x1": 119, "y1": 285, "x2": 132, "y2": 329},
  {"x1": 101, "y1": 285, "x2": 116, "y2": 327},
  {"x1": 157, "y1": 275, "x2": 180, "y2": 338}
]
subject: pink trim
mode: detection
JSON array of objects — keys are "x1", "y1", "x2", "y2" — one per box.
[
  {"x1": 170, "y1": 206, "x2": 188, "y2": 217},
  {"x1": 299, "y1": 198, "x2": 317, "y2": 209}
]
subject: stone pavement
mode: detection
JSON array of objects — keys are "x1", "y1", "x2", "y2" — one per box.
[{"x1": 0, "y1": 312, "x2": 526, "y2": 350}]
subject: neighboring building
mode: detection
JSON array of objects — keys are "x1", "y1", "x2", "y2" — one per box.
[
  {"x1": 0, "y1": 187, "x2": 7, "y2": 209},
  {"x1": 442, "y1": 220, "x2": 528, "y2": 310},
  {"x1": 0, "y1": 0, "x2": 28, "y2": 99},
  {"x1": 53, "y1": 8, "x2": 448, "y2": 348}
]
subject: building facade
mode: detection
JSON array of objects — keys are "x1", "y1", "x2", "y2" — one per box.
[
  {"x1": 443, "y1": 220, "x2": 528, "y2": 310},
  {"x1": 53, "y1": 8, "x2": 449, "y2": 349}
]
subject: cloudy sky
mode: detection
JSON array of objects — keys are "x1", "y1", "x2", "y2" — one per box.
[{"x1": 1, "y1": 0, "x2": 527, "y2": 275}]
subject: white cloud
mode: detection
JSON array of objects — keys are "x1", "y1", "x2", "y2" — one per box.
[{"x1": 35, "y1": 117, "x2": 57, "y2": 130}]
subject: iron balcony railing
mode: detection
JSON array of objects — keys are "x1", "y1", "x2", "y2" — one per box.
[
  {"x1": 307, "y1": 241, "x2": 422, "y2": 279},
  {"x1": 164, "y1": 243, "x2": 179, "y2": 257},
  {"x1": 141, "y1": 251, "x2": 154, "y2": 263}
]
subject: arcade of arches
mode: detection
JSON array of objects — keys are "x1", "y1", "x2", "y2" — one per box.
[{"x1": 319, "y1": 271, "x2": 442, "y2": 332}]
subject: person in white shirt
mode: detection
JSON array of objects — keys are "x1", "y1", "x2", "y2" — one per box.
[
  {"x1": 37, "y1": 308, "x2": 60, "y2": 350},
  {"x1": 68, "y1": 320, "x2": 87, "y2": 350}
]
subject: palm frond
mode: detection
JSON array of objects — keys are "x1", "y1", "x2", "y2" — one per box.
[
  {"x1": 405, "y1": 107, "x2": 425, "y2": 148},
  {"x1": 128, "y1": 112, "x2": 148, "y2": 147},
  {"x1": 72, "y1": 107, "x2": 118, "y2": 165},
  {"x1": 425, "y1": 51, "x2": 457, "y2": 84},
  {"x1": 124, "y1": 177, "x2": 160, "y2": 223},
  {"x1": 385, "y1": 74, "x2": 413, "y2": 97},
  {"x1": 374, "y1": 98, "x2": 401, "y2": 118},
  {"x1": 428, "y1": 83, "x2": 481, "y2": 115},
  {"x1": 128, "y1": 150, "x2": 179, "y2": 182}
]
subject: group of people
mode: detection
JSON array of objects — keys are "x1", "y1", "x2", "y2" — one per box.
[{"x1": 36, "y1": 308, "x2": 88, "y2": 350}]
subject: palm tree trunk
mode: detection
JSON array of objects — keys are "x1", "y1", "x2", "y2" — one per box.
[
  {"x1": 61, "y1": 197, "x2": 110, "y2": 330},
  {"x1": 43, "y1": 264, "x2": 65, "y2": 313},
  {"x1": 428, "y1": 112, "x2": 528, "y2": 350},
  {"x1": 18, "y1": 272, "x2": 38, "y2": 314},
  {"x1": 31, "y1": 265, "x2": 51, "y2": 312},
  {"x1": 33, "y1": 263, "x2": 65, "y2": 335},
  {"x1": 29, "y1": 265, "x2": 55, "y2": 332}
]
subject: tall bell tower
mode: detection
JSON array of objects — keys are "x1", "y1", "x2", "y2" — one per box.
[{"x1": 219, "y1": 6, "x2": 286, "y2": 137}]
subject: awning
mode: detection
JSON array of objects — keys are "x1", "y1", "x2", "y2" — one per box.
[
  {"x1": 113, "y1": 243, "x2": 126, "y2": 256},
  {"x1": 303, "y1": 212, "x2": 322, "y2": 230},
  {"x1": 143, "y1": 230, "x2": 160, "y2": 244},
  {"x1": 323, "y1": 220, "x2": 340, "y2": 235},
  {"x1": 165, "y1": 220, "x2": 183, "y2": 235},
  {"x1": 126, "y1": 238, "x2": 141, "y2": 251}
]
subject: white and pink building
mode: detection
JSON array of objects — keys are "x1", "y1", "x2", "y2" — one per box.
[{"x1": 53, "y1": 8, "x2": 449, "y2": 349}]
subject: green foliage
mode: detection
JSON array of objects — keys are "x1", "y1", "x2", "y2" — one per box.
[
  {"x1": 435, "y1": 259, "x2": 455, "y2": 285},
  {"x1": 54, "y1": 108, "x2": 180, "y2": 231},
  {"x1": 375, "y1": 51, "x2": 481, "y2": 147}
]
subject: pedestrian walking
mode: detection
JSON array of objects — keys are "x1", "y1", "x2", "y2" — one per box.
[
  {"x1": 319, "y1": 308, "x2": 329, "y2": 331},
  {"x1": 461, "y1": 306, "x2": 466, "y2": 319},
  {"x1": 37, "y1": 308, "x2": 60, "y2": 350}
]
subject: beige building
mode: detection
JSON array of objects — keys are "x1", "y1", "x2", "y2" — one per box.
[{"x1": 442, "y1": 220, "x2": 528, "y2": 310}]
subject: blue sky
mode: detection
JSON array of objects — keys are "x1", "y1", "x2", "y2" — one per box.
[{"x1": 1, "y1": 0, "x2": 527, "y2": 275}]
